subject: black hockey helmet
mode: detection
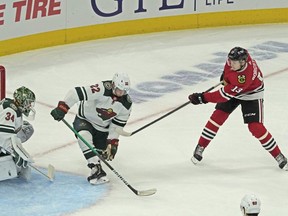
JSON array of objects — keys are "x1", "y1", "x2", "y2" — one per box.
[{"x1": 228, "y1": 47, "x2": 248, "y2": 61}]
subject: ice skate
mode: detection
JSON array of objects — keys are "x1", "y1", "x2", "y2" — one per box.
[
  {"x1": 191, "y1": 144, "x2": 205, "y2": 164},
  {"x1": 87, "y1": 163, "x2": 109, "y2": 185},
  {"x1": 275, "y1": 153, "x2": 288, "y2": 171}
]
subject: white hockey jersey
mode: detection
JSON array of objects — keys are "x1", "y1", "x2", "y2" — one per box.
[
  {"x1": 64, "y1": 81, "x2": 132, "y2": 140},
  {"x1": 0, "y1": 98, "x2": 23, "y2": 150}
]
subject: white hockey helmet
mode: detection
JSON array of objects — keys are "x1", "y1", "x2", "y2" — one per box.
[
  {"x1": 240, "y1": 194, "x2": 261, "y2": 215},
  {"x1": 112, "y1": 72, "x2": 131, "y2": 95}
]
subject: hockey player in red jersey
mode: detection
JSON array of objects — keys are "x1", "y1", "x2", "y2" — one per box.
[
  {"x1": 51, "y1": 73, "x2": 132, "y2": 185},
  {"x1": 188, "y1": 47, "x2": 288, "y2": 170}
]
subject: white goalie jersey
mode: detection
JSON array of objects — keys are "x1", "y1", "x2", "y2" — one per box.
[
  {"x1": 63, "y1": 81, "x2": 132, "y2": 139},
  {"x1": 0, "y1": 99, "x2": 23, "y2": 148},
  {"x1": 0, "y1": 98, "x2": 34, "y2": 181}
]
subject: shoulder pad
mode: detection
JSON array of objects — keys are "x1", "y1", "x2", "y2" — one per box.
[
  {"x1": 2, "y1": 99, "x2": 22, "y2": 117},
  {"x1": 103, "y1": 81, "x2": 113, "y2": 96}
]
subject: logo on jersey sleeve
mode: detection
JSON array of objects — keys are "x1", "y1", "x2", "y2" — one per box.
[
  {"x1": 96, "y1": 108, "x2": 116, "y2": 120},
  {"x1": 237, "y1": 75, "x2": 246, "y2": 84}
]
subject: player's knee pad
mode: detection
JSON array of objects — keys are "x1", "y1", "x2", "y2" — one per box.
[
  {"x1": 211, "y1": 109, "x2": 230, "y2": 125},
  {"x1": 248, "y1": 122, "x2": 266, "y2": 138},
  {"x1": 77, "y1": 130, "x2": 93, "y2": 150}
]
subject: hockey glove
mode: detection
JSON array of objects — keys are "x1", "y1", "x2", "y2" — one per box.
[
  {"x1": 50, "y1": 101, "x2": 70, "y2": 121},
  {"x1": 103, "y1": 139, "x2": 119, "y2": 161},
  {"x1": 188, "y1": 93, "x2": 207, "y2": 105},
  {"x1": 17, "y1": 121, "x2": 34, "y2": 143}
]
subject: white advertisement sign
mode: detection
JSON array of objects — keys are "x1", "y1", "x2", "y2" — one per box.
[
  {"x1": 0, "y1": 0, "x2": 287, "y2": 40},
  {"x1": 0, "y1": 0, "x2": 66, "y2": 40},
  {"x1": 67, "y1": 0, "x2": 288, "y2": 27}
]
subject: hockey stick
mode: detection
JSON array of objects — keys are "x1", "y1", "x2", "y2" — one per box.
[
  {"x1": 62, "y1": 119, "x2": 157, "y2": 196},
  {"x1": 117, "y1": 81, "x2": 223, "y2": 137},
  {"x1": 0, "y1": 147, "x2": 55, "y2": 181},
  {"x1": 29, "y1": 164, "x2": 55, "y2": 182}
]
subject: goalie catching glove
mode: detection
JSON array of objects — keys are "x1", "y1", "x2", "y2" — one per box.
[
  {"x1": 51, "y1": 101, "x2": 70, "y2": 121},
  {"x1": 17, "y1": 121, "x2": 34, "y2": 143},
  {"x1": 103, "y1": 139, "x2": 119, "y2": 161}
]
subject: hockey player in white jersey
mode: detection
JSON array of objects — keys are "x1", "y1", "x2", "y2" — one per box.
[
  {"x1": 0, "y1": 86, "x2": 36, "y2": 181},
  {"x1": 51, "y1": 73, "x2": 132, "y2": 185}
]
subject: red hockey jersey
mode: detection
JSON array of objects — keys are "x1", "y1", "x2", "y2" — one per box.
[{"x1": 204, "y1": 54, "x2": 264, "y2": 103}]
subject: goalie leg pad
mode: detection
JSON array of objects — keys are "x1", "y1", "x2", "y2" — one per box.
[
  {"x1": 17, "y1": 166, "x2": 32, "y2": 181},
  {"x1": 11, "y1": 136, "x2": 34, "y2": 168},
  {"x1": 11, "y1": 136, "x2": 34, "y2": 162},
  {"x1": 0, "y1": 155, "x2": 18, "y2": 181}
]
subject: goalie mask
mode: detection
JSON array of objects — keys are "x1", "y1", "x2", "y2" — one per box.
[
  {"x1": 240, "y1": 194, "x2": 261, "y2": 215},
  {"x1": 13, "y1": 86, "x2": 36, "y2": 119},
  {"x1": 112, "y1": 72, "x2": 131, "y2": 96}
]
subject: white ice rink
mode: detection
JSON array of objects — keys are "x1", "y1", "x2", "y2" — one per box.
[{"x1": 1, "y1": 23, "x2": 288, "y2": 216}]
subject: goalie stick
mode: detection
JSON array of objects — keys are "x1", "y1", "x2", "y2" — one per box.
[
  {"x1": 62, "y1": 119, "x2": 156, "y2": 196},
  {"x1": 29, "y1": 164, "x2": 55, "y2": 182},
  {"x1": 117, "y1": 81, "x2": 223, "y2": 137}
]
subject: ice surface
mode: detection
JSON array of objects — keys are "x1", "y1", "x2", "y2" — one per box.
[{"x1": 0, "y1": 23, "x2": 288, "y2": 216}]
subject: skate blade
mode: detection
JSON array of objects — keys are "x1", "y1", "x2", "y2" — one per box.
[
  {"x1": 89, "y1": 177, "x2": 110, "y2": 185},
  {"x1": 191, "y1": 157, "x2": 200, "y2": 165}
]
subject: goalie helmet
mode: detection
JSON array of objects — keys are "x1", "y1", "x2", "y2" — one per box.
[
  {"x1": 13, "y1": 86, "x2": 36, "y2": 118},
  {"x1": 240, "y1": 194, "x2": 261, "y2": 215},
  {"x1": 228, "y1": 47, "x2": 248, "y2": 61},
  {"x1": 112, "y1": 72, "x2": 131, "y2": 95}
]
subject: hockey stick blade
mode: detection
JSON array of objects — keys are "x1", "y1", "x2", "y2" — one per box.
[
  {"x1": 47, "y1": 164, "x2": 55, "y2": 181},
  {"x1": 30, "y1": 164, "x2": 55, "y2": 182},
  {"x1": 136, "y1": 188, "x2": 157, "y2": 196}
]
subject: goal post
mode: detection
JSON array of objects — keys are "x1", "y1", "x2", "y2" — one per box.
[{"x1": 0, "y1": 65, "x2": 6, "y2": 100}]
